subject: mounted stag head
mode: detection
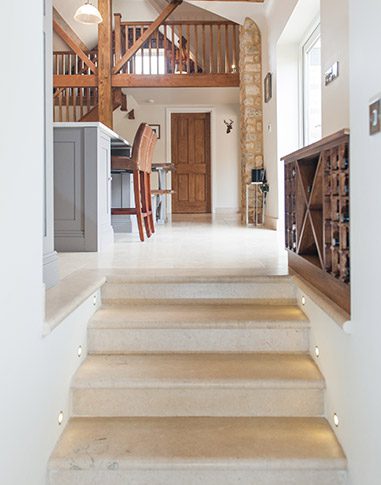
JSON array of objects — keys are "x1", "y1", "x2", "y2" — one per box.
[{"x1": 224, "y1": 119, "x2": 234, "y2": 134}]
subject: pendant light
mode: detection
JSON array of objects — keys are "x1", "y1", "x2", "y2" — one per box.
[{"x1": 74, "y1": 1, "x2": 103, "y2": 25}]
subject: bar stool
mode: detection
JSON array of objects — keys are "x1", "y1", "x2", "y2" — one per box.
[{"x1": 111, "y1": 123, "x2": 157, "y2": 241}]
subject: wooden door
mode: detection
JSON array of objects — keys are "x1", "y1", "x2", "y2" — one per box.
[{"x1": 171, "y1": 112, "x2": 211, "y2": 213}]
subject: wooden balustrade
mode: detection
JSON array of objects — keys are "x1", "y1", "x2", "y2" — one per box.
[
  {"x1": 53, "y1": 50, "x2": 98, "y2": 76},
  {"x1": 113, "y1": 19, "x2": 240, "y2": 76},
  {"x1": 53, "y1": 87, "x2": 98, "y2": 122},
  {"x1": 53, "y1": 19, "x2": 240, "y2": 92}
]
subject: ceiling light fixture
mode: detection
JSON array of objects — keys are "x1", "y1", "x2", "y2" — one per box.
[{"x1": 74, "y1": 1, "x2": 103, "y2": 25}]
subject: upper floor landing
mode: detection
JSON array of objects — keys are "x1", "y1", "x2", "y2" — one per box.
[{"x1": 53, "y1": 6, "x2": 240, "y2": 90}]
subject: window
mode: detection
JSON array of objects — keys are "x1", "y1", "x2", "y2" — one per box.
[
  {"x1": 302, "y1": 25, "x2": 322, "y2": 146},
  {"x1": 135, "y1": 48, "x2": 166, "y2": 75}
]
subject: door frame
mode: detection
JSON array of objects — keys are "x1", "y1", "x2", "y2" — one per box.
[{"x1": 166, "y1": 107, "x2": 216, "y2": 215}]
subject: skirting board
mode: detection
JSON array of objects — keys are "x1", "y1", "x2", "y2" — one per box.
[
  {"x1": 264, "y1": 216, "x2": 279, "y2": 231},
  {"x1": 43, "y1": 250, "x2": 59, "y2": 289}
]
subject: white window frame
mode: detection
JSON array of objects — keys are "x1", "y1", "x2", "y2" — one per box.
[{"x1": 300, "y1": 22, "x2": 321, "y2": 146}]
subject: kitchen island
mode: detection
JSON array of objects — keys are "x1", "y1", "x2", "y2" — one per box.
[{"x1": 53, "y1": 122, "x2": 131, "y2": 252}]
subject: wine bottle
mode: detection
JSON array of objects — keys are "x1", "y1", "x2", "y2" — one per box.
[
  {"x1": 343, "y1": 175, "x2": 349, "y2": 195},
  {"x1": 341, "y1": 203, "x2": 349, "y2": 223},
  {"x1": 342, "y1": 258, "x2": 350, "y2": 283},
  {"x1": 332, "y1": 230, "x2": 340, "y2": 247}
]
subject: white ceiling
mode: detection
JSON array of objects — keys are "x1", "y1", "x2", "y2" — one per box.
[
  {"x1": 125, "y1": 87, "x2": 240, "y2": 106},
  {"x1": 53, "y1": 0, "x2": 100, "y2": 49},
  {"x1": 186, "y1": 0, "x2": 267, "y2": 30},
  {"x1": 53, "y1": 0, "x2": 228, "y2": 50}
]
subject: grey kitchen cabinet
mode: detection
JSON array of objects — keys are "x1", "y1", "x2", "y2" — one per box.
[{"x1": 53, "y1": 122, "x2": 130, "y2": 252}]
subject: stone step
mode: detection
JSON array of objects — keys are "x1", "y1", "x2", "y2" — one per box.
[
  {"x1": 71, "y1": 353, "x2": 324, "y2": 417},
  {"x1": 88, "y1": 301, "x2": 309, "y2": 353},
  {"x1": 101, "y1": 275, "x2": 297, "y2": 303},
  {"x1": 48, "y1": 417, "x2": 347, "y2": 485}
]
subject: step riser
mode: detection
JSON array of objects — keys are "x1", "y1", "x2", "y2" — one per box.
[
  {"x1": 72, "y1": 388, "x2": 324, "y2": 417},
  {"x1": 49, "y1": 469, "x2": 347, "y2": 485},
  {"x1": 88, "y1": 328, "x2": 309, "y2": 353},
  {"x1": 101, "y1": 282, "x2": 297, "y2": 302}
]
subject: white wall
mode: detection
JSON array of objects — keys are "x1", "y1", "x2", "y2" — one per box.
[
  {"x1": 321, "y1": 0, "x2": 350, "y2": 136},
  {"x1": 285, "y1": 2, "x2": 381, "y2": 485},
  {"x1": 346, "y1": 0, "x2": 381, "y2": 482},
  {"x1": 261, "y1": 0, "x2": 298, "y2": 227},
  {"x1": 113, "y1": 98, "x2": 241, "y2": 213},
  {"x1": 0, "y1": 2, "x2": 100, "y2": 484},
  {"x1": 263, "y1": 0, "x2": 350, "y2": 226}
]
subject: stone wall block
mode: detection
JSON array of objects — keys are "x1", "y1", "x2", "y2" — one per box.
[{"x1": 239, "y1": 17, "x2": 265, "y2": 224}]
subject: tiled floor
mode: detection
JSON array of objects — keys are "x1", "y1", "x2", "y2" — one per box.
[{"x1": 58, "y1": 215, "x2": 288, "y2": 280}]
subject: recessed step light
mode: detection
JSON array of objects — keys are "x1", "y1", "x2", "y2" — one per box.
[
  {"x1": 58, "y1": 411, "x2": 64, "y2": 426},
  {"x1": 333, "y1": 413, "x2": 339, "y2": 427}
]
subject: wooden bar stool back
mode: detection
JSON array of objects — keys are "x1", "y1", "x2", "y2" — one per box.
[{"x1": 111, "y1": 123, "x2": 157, "y2": 241}]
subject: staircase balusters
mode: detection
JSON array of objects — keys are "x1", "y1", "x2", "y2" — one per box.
[
  {"x1": 109, "y1": 19, "x2": 240, "y2": 76},
  {"x1": 53, "y1": 86, "x2": 98, "y2": 122},
  {"x1": 52, "y1": 19, "x2": 239, "y2": 103}
]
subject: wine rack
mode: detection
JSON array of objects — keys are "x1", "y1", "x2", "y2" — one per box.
[
  {"x1": 283, "y1": 130, "x2": 350, "y2": 313},
  {"x1": 322, "y1": 143, "x2": 350, "y2": 283}
]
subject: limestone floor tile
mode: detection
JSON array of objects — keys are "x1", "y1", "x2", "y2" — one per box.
[{"x1": 57, "y1": 217, "x2": 288, "y2": 280}]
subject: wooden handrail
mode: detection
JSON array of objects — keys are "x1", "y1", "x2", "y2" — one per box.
[
  {"x1": 120, "y1": 20, "x2": 237, "y2": 26},
  {"x1": 53, "y1": 50, "x2": 97, "y2": 55}
]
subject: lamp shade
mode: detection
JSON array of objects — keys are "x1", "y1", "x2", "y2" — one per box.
[{"x1": 74, "y1": 2, "x2": 103, "y2": 25}]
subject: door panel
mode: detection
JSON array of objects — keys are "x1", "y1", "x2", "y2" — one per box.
[{"x1": 171, "y1": 112, "x2": 211, "y2": 214}]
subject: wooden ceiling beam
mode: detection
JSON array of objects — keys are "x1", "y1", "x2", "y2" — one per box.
[
  {"x1": 53, "y1": 20, "x2": 97, "y2": 74},
  {"x1": 112, "y1": 73, "x2": 239, "y2": 88},
  {"x1": 53, "y1": 8, "x2": 89, "y2": 53},
  {"x1": 113, "y1": 0, "x2": 183, "y2": 74}
]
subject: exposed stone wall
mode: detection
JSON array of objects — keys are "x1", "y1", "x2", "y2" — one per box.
[{"x1": 240, "y1": 18, "x2": 264, "y2": 224}]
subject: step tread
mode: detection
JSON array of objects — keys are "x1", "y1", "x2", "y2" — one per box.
[
  {"x1": 89, "y1": 302, "x2": 308, "y2": 329},
  {"x1": 72, "y1": 353, "x2": 323, "y2": 389},
  {"x1": 104, "y1": 272, "x2": 294, "y2": 284},
  {"x1": 49, "y1": 417, "x2": 346, "y2": 470}
]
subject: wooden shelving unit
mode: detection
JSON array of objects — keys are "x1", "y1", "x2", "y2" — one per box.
[{"x1": 283, "y1": 129, "x2": 350, "y2": 313}]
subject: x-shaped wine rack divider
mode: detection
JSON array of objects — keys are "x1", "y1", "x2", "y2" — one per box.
[{"x1": 295, "y1": 153, "x2": 325, "y2": 269}]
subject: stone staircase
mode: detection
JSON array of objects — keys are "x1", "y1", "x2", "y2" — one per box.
[{"x1": 48, "y1": 275, "x2": 347, "y2": 485}]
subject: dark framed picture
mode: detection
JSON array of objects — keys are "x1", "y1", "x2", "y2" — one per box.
[
  {"x1": 149, "y1": 124, "x2": 161, "y2": 139},
  {"x1": 264, "y1": 73, "x2": 272, "y2": 103}
]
